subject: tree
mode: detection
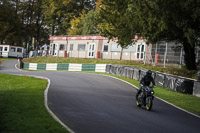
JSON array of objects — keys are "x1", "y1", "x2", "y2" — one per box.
[
  {"x1": 98, "y1": 0, "x2": 139, "y2": 60},
  {"x1": 0, "y1": 0, "x2": 22, "y2": 44},
  {"x1": 43, "y1": 0, "x2": 97, "y2": 35},
  {"x1": 0, "y1": 0, "x2": 49, "y2": 47},
  {"x1": 128, "y1": 0, "x2": 200, "y2": 70},
  {"x1": 68, "y1": 10, "x2": 100, "y2": 35},
  {"x1": 68, "y1": 10, "x2": 85, "y2": 35},
  {"x1": 81, "y1": 10, "x2": 99, "y2": 35}
]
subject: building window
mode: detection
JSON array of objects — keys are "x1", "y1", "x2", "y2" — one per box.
[
  {"x1": 59, "y1": 44, "x2": 65, "y2": 51},
  {"x1": 70, "y1": 44, "x2": 74, "y2": 51},
  {"x1": 78, "y1": 44, "x2": 86, "y2": 51},
  {"x1": 11, "y1": 47, "x2": 16, "y2": 52},
  {"x1": 4, "y1": 47, "x2": 8, "y2": 51},
  {"x1": 136, "y1": 44, "x2": 145, "y2": 59},
  {"x1": 103, "y1": 44, "x2": 108, "y2": 52},
  {"x1": 17, "y1": 48, "x2": 22, "y2": 53}
]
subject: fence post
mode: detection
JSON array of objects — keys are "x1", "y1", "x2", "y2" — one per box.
[
  {"x1": 196, "y1": 46, "x2": 199, "y2": 63},
  {"x1": 154, "y1": 43, "x2": 158, "y2": 66},
  {"x1": 180, "y1": 46, "x2": 183, "y2": 66},
  {"x1": 164, "y1": 42, "x2": 168, "y2": 68},
  {"x1": 144, "y1": 51, "x2": 146, "y2": 65}
]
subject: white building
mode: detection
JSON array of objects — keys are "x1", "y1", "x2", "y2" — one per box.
[{"x1": 49, "y1": 35, "x2": 151, "y2": 61}]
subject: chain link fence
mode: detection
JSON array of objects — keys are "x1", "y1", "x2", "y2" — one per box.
[{"x1": 144, "y1": 43, "x2": 200, "y2": 68}]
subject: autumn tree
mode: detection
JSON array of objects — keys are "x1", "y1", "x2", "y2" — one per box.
[
  {"x1": 42, "y1": 0, "x2": 97, "y2": 35},
  {"x1": 68, "y1": 10, "x2": 100, "y2": 35}
]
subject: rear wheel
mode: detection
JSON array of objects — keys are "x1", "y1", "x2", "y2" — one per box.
[{"x1": 146, "y1": 97, "x2": 153, "y2": 111}]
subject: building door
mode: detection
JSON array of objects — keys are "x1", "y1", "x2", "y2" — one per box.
[
  {"x1": 88, "y1": 43, "x2": 95, "y2": 58},
  {"x1": 52, "y1": 44, "x2": 58, "y2": 56},
  {"x1": 137, "y1": 44, "x2": 145, "y2": 60},
  {"x1": 0, "y1": 46, "x2": 2, "y2": 56}
]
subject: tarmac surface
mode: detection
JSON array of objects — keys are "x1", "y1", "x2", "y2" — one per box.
[{"x1": 1, "y1": 60, "x2": 200, "y2": 133}]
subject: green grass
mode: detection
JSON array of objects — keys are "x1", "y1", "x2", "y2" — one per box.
[
  {"x1": 0, "y1": 74, "x2": 68, "y2": 133},
  {"x1": 23, "y1": 57, "x2": 197, "y2": 79},
  {"x1": 103, "y1": 73, "x2": 200, "y2": 116},
  {"x1": 0, "y1": 58, "x2": 16, "y2": 62}
]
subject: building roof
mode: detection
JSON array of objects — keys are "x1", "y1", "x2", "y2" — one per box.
[
  {"x1": 50, "y1": 35, "x2": 114, "y2": 41},
  {"x1": 0, "y1": 44, "x2": 23, "y2": 48},
  {"x1": 50, "y1": 35, "x2": 142, "y2": 41}
]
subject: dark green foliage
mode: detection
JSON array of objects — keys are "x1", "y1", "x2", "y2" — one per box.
[
  {"x1": 0, "y1": 0, "x2": 49, "y2": 46},
  {"x1": 98, "y1": 0, "x2": 140, "y2": 60},
  {"x1": 128, "y1": 0, "x2": 200, "y2": 70},
  {"x1": 0, "y1": 0, "x2": 97, "y2": 46},
  {"x1": 81, "y1": 10, "x2": 100, "y2": 35},
  {"x1": 98, "y1": 0, "x2": 200, "y2": 70}
]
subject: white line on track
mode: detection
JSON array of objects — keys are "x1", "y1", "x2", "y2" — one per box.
[
  {"x1": 15, "y1": 64, "x2": 75, "y2": 133},
  {"x1": 97, "y1": 73, "x2": 200, "y2": 119},
  {"x1": 15, "y1": 63, "x2": 200, "y2": 124}
]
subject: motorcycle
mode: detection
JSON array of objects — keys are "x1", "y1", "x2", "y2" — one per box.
[{"x1": 136, "y1": 85, "x2": 155, "y2": 111}]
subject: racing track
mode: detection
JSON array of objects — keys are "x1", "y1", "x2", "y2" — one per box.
[{"x1": 0, "y1": 60, "x2": 200, "y2": 133}]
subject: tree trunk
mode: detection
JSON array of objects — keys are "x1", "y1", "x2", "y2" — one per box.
[
  {"x1": 182, "y1": 41, "x2": 197, "y2": 70},
  {"x1": 52, "y1": 24, "x2": 55, "y2": 36},
  {"x1": 120, "y1": 48, "x2": 124, "y2": 60}
]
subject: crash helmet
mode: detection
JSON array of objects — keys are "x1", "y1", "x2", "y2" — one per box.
[{"x1": 146, "y1": 70, "x2": 152, "y2": 76}]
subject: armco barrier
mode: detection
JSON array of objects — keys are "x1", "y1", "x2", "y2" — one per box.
[
  {"x1": 46, "y1": 63, "x2": 57, "y2": 70},
  {"x1": 126, "y1": 67, "x2": 134, "y2": 79},
  {"x1": 57, "y1": 64, "x2": 69, "y2": 70},
  {"x1": 133, "y1": 68, "x2": 140, "y2": 80},
  {"x1": 68, "y1": 64, "x2": 82, "y2": 71},
  {"x1": 155, "y1": 73, "x2": 165, "y2": 87},
  {"x1": 95, "y1": 64, "x2": 107, "y2": 72},
  {"x1": 163, "y1": 75, "x2": 177, "y2": 91},
  {"x1": 21, "y1": 62, "x2": 199, "y2": 97},
  {"x1": 29, "y1": 63, "x2": 37, "y2": 70},
  {"x1": 193, "y1": 81, "x2": 200, "y2": 97},
  {"x1": 105, "y1": 64, "x2": 196, "y2": 96},
  {"x1": 175, "y1": 78, "x2": 193, "y2": 94},
  {"x1": 22, "y1": 62, "x2": 106, "y2": 72}
]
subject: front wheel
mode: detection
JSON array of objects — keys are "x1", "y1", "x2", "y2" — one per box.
[
  {"x1": 136, "y1": 99, "x2": 141, "y2": 107},
  {"x1": 136, "y1": 93, "x2": 142, "y2": 107},
  {"x1": 146, "y1": 97, "x2": 153, "y2": 111}
]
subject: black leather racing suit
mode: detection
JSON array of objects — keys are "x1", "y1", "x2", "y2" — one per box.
[
  {"x1": 136, "y1": 74, "x2": 155, "y2": 103},
  {"x1": 140, "y1": 74, "x2": 155, "y2": 87}
]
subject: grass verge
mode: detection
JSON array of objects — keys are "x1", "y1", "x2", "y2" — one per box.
[
  {"x1": 23, "y1": 57, "x2": 197, "y2": 79},
  {"x1": 0, "y1": 73, "x2": 68, "y2": 133},
  {"x1": 0, "y1": 58, "x2": 16, "y2": 62},
  {"x1": 90, "y1": 72, "x2": 200, "y2": 116}
]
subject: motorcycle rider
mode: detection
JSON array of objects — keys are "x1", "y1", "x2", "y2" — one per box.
[{"x1": 136, "y1": 70, "x2": 155, "y2": 104}]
